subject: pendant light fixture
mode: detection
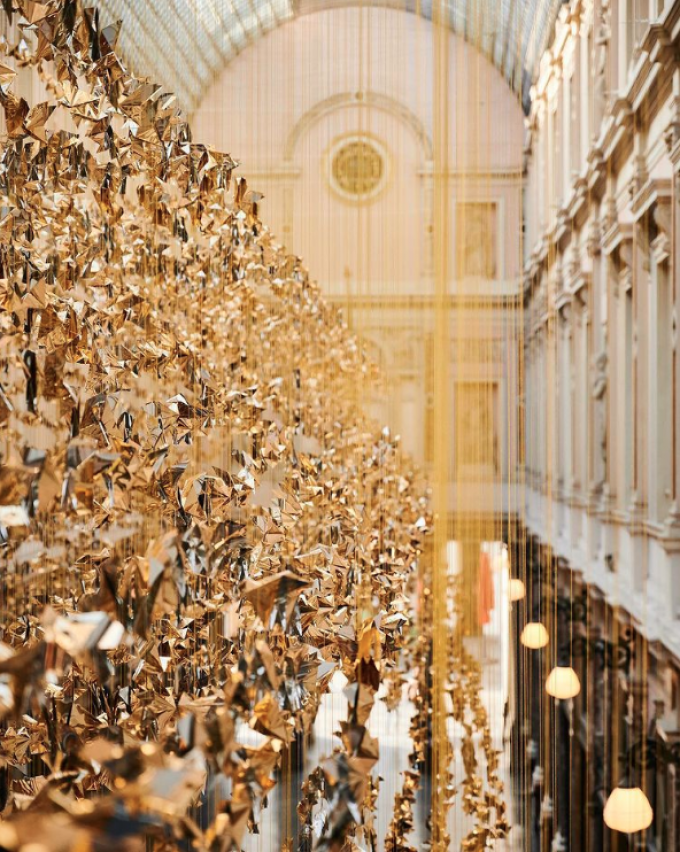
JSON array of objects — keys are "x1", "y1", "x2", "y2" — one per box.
[
  {"x1": 603, "y1": 785, "x2": 653, "y2": 834},
  {"x1": 509, "y1": 578, "x2": 526, "y2": 602},
  {"x1": 520, "y1": 621, "x2": 549, "y2": 649},
  {"x1": 545, "y1": 665, "x2": 581, "y2": 699}
]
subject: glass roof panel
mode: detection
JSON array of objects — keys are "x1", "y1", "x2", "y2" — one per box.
[{"x1": 96, "y1": 0, "x2": 560, "y2": 114}]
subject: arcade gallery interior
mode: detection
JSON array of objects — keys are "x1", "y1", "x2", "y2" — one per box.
[{"x1": 1, "y1": 0, "x2": 680, "y2": 850}]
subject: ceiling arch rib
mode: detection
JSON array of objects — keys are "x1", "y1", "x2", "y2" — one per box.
[{"x1": 96, "y1": 0, "x2": 561, "y2": 115}]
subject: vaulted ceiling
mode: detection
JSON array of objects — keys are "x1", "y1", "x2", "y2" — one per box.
[{"x1": 97, "y1": 0, "x2": 561, "y2": 114}]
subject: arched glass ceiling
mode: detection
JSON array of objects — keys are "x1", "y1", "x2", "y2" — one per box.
[{"x1": 96, "y1": 0, "x2": 561, "y2": 114}]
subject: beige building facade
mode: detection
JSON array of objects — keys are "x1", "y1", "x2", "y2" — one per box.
[{"x1": 523, "y1": 1, "x2": 680, "y2": 848}]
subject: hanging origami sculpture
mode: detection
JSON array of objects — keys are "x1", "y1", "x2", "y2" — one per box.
[{"x1": 0, "y1": 2, "x2": 509, "y2": 849}]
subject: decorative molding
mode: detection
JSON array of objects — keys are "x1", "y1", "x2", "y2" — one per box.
[
  {"x1": 324, "y1": 292, "x2": 522, "y2": 309},
  {"x1": 417, "y1": 166, "x2": 523, "y2": 183},
  {"x1": 586, "y1": 219, "x2": 602, "y2": 258},
  {"x1": 526, "y1": 486, "x2": 680, "y2": 662},
  {"x1": 569, "y1": 270, "x2": 591, "y2": 303},
  {"x1": 555, "y1": 206, "x2": 570, "y2": 248},
  {"x1": 611, "y1": 96, "x2": 633, "y2": 132},
  {"x1": 630, "y1": 176, "x2": 672, "y2": 222},
  {"x1": 556, "y1": 292, "x2": 572, "y2": 321},
  {"x1": 241, "y1": 167, "x2": 301, "y2": 181},
  {"x1": 283, "y1": 90, "x2": 433, "y2": 163},
  {"x1": 652, "y1": 232, "x2": 671, "y2": 266},
  {"x1": 324, "y1": 133, "x2": 391, "y2": 205},
  {"x1": 526, "y1": 0, "x2": 680, "y2": 274},
  {"x1": 601, "y1": 219, "x2": 633, "y2": 258},
  {"x1": 570, "y1": 175, "x2": 589, "y2": 223},
  {"x1": 586, "y1": 146, "x2": 606, "y2": 198}
]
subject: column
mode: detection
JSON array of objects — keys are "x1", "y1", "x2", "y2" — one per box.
[
  {"x1": 558, "y1": 298, "x2": 573, "y2": 503},
  {"x1": 604, "y1": 237, "x2": 620, "y2": 513},
  {"x1": 650, "y1": 198, "x2": 672, "y2": 524},
  {"x1": 588, "y1": 222, "x2": 606, "y2": 505},
  {"x1": 666, "y1": 79, "x2": 680, "y2": 532},
  {"x1": 631, "y1": 209, "x2": 650, "y2": 519},
  {"x1": 421, "y1": 160, "x2": 435, "y2": 280}
]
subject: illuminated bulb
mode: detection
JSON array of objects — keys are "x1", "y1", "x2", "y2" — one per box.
[
  {"x1": 603, "y1": 786, "x2": 653, "y2": 833},
  {"x1": 329, "y1": 670, "x2": 349, "y2": 693},
  {"x1": 509, "y1": 578, "x2": 526, "y2": 602},
  {"x1": 520, "y1": 622, "x2": 549, "y2": 649},
  {"x1": 545, "y1": 666, "x2": 580, "y2": 699}
]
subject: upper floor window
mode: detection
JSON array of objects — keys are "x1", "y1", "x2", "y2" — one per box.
[{"x1": 625, "y1": 0, "x2": 649, "y2": 67}]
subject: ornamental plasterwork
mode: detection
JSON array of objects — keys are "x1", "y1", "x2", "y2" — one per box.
[
  {"x1": 652, "y1": 199, "x2": 672, "y2": 266},
  {"x1": 326, "y1": 134, "x2": 390, "y2": 205}
]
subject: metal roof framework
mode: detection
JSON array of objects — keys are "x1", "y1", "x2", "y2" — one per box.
[{"x1": 97, "y1": 0, "x2": 562, "y2": 114}]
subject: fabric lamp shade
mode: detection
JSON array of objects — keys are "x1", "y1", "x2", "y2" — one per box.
[
  {"x1": 546, "y1": 666, "x2": 580, "y2": 699},
  {"x1": 603, "y1": 786, "x2": 653, "y2": 834},
  {"x1": 520, "y1": 622, "x2": 549, "y2": 649},
  {"x1": 509, "y1": 578, "x2": 526, "y2": 602}
]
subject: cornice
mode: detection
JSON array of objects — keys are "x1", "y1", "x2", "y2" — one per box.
[
  {"x1": 627, "y1": 51, "x2": 655, "y2": 113},
  {"x1": 527, "y1": 2, "x2": 680, "y2": 267},
  {"x1": 665, "y1": 95, "x2": 680, "y2": 166},
  {"x1": 601, "y1": 220, "x2": 633, "y2": 258},
  {"x1": 416, "y1": 167, "x2": 523, "y2": 183},
  {"x1": 611, "y1": 96, "x2": 634, "y2": 131},
  {"x1": 644, "y1": 24, "x2": 678, "y2": 67},
  {"x1": 600, "y1": 112, "x2": 631, "y2": 166},
  {"x1": 535, "y1": 233, "x2": 550, "y2": 268},
  {"x1": 568, "y1": 268, "x2": 591, "y2": 302},
  {"x1": 667, "y1": 0, "x2": 680, "y2": 44},
  {"x1": 569, "y1": 174, "x2": 589, "y2": 226},
  {"x1": 586, "y1": 145, "x2": 607, "y2": 197},
  {"x1": 568, "y1": 0, "x2": 583, "y2": 24},
  {"x1": 668, "y1": 135, "x2": 680, "y2": 169},
  {"x1": 586, "y1": 219, "x2": 602, "y2": 258},
  {"x1": 629, "y1": 176, "x2": 672, "y2": 221},
  {"x1": 555, "y1": 288, "x2": 572, "y2": 315},
  {"x1": 323, "y1": 293, "x2": 521, "y2": 310},
  {"x1": 243, "y1": 167, "x2": 302, "y2": 181},
  {"x1": 525, "y1": 489, "x2": 680, "y2": 663},
  {"x1": 652, "y1": 232, "x2": 671, "y2": 265},
  {"x1": 554, "y1": 206, "x2": 570, "y2": 249}
]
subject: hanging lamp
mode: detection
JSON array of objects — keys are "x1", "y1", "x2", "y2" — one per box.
[
  {"x1": 603, "y1": 785, "x2": 653, "y2": 833},
  {"x1": 509, "y1": 578, "x2": 526, "y2": 602},
  {"x1": 545, "y1": 665, "x2": 580, "y2": 699},
  {"x1": 520, "y1": 621, "x2": 549, "y2": 649}
]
